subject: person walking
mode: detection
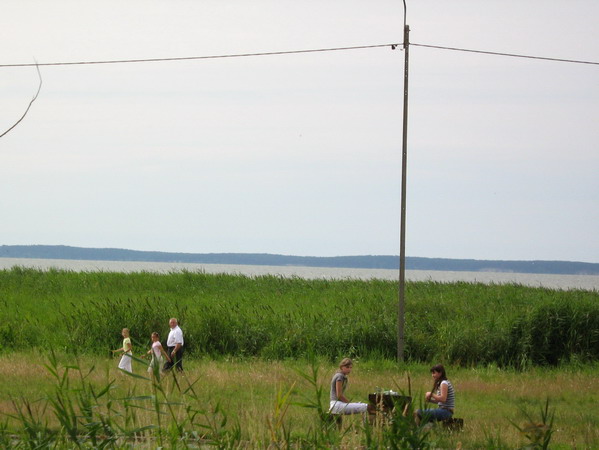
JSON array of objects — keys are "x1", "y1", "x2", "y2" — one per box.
[
  {"x1": 145, "y1": 331, "x2": 171, "y2": 378},
  {"x1": 163, "y1": 318, "x2": 184, "y2": 372},
  {"x1": 112, "y1": 328, "x2": 133, "y2": 373}
]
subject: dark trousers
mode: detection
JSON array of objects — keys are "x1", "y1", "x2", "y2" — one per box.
[{"x1": 164, "y1": 345, "x2": 184, "y2": 372}]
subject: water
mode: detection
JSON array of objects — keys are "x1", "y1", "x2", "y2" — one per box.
[{"x1": 1, "y1": 257, "x2": 598, "y2": 291}]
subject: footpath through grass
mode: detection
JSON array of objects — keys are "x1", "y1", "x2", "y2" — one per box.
[{"x1": 0, "y1": 352, "x2": 598, "y2": 448}]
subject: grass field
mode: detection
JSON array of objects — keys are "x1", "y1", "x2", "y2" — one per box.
[
  {"x1": 1, "y1": 352, "x2": 598, "y2": 448},
  {"x1": 1, "y1": 267, "x2": 599, "y2": 447}
]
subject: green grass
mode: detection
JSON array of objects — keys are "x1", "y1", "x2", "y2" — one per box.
[
  {"x1": 2, "y1": 267, "x2": 598, "y2": 367},
  {"x1": 1, "y1": 352, "x2": 598, "y2": 448},
  {"x1": 2, "y1": 267, "x2": 598, "y2": 446}
]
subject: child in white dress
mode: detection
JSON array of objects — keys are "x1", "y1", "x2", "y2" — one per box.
[{"x1": 112, "y1": 328, "x2": 133, "y2": 373}]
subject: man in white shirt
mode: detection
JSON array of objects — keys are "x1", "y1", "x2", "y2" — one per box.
[{"x1": 164, "y1": 317, "x2": 185, "y2": 372}]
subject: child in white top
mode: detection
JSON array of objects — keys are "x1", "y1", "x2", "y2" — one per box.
[
  {"x1": 112, "y1": 328, "x2": 133, "y2": 373},
  {"x1": 145, "y1": 332, "x2": 171, "y2": 377}
]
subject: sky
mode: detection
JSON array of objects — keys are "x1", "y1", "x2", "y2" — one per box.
[{"x1": 1, "y1": 1, "x2": 598, "y2": 262}]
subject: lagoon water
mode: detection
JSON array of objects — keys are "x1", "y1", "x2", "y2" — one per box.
[{"x1": 1, "y1": 257, "x2": 598, "y2": 291}]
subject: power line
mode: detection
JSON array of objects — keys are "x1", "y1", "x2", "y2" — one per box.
[
  {"x1": 0, "y1": 64, "x2": 42, "y2": 138},
  {"x1": 1, "y1": 42, "x2": 598, "y2": 69},
  {"x1": 411, "y1": 42, "x2": 599, "y2": 66},
  {"x1": 0, "y1": 43, "x2": 399, "y2": 68}
]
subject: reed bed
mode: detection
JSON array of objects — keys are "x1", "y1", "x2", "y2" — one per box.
[{"x1": 2, "y1": 267, "x2": 599, "y2": 368}]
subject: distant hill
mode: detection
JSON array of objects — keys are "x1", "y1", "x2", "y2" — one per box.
[{"x1": 1, "y1": 245, "x2": 598, "y2": 275}]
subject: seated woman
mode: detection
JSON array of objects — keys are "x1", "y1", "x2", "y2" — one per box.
[
  {"x1": 414, "y1": 364, "x2": 455, "y2": 425},
  {"x1": 329, "y1": 358, "x2": 375, "y2": 415}
]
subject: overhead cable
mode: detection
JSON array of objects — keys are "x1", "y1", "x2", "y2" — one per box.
[
  {"x1": 0, "y1": 44, "x2": 399, "y2": 68},
  {"x1": 1, "y1": 42, "x2": 598, "y2": 69},
  {"x1": 411, "y1": 42, "x2": 599, "y2": 66},
  {"x1": 0, "y1": 64, "x2": 42, "y2": 138}
]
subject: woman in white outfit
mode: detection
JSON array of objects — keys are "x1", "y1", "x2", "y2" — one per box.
[{"x1": 329, "y1": 358, "x2": 375, "y2": 415}]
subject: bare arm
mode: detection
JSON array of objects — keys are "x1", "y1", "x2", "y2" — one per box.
[
  {"x1": 336, "y1": 380, "x2": 349, "y2": 403},
  {"x1": 159, "y1": 343, "x2": 171, "y2": 361},
  {"x1": 430, "y1": 382, "x2": 448, "y2": 403}
]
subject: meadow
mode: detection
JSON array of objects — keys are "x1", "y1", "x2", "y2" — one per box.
[
  {"x1": 1, "y1": 267, "x2": 599, "y2": 447},
  {"x1": 1, "y1": 352, "x2": 598, "y2": 448}
]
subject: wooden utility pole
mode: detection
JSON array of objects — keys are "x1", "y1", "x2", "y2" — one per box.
[{"x1": 398, "y1": 23, "x2": 410, "y2": 362}]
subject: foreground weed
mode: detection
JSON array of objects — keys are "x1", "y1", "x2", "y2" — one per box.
[
  {"x1": 6, "y1": 397, "x2": 55, "y2": 448},
  {"x1": 373, "y1": 394, "x2": 431, "y2": 449},
  {"x1": 4, "y1": 353, "x2": 246, "y2": 447},
  {"x1": 0, "y1": 420, "x2": 13, "y2": 448},
  {"x1": 511, "y1": 398, "x2": 554, "y2": 449},
  {"x1": 294, "y1": 359, "x2": 345, "y2": 447},
  {"x1": 266, "y1": 383, "x2": 295, "y2": 447},
  {"x1": 46, "y1": 350, "x2": 123, "y2": 447},
  {"x1": 197, "y1": 402, "x2": 242, "y2": 449}
]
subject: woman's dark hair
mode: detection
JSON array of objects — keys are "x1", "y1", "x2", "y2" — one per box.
[{"x1": 430, "y1": 364, "x2": 448, "y2": 392}]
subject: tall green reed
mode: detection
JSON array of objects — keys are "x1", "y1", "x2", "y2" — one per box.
[{"x1": 2, "y1": 267, "x2": 599, "y2": 367}]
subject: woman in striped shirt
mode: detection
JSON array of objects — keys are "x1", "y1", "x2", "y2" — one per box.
[{"x1": 415, "y1": 364, "x2": 455, "y2": 425}]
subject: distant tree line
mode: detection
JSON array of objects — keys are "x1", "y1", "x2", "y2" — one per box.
[{"x1": 1, "y1": 244, "x2": 598, "y2": 275}]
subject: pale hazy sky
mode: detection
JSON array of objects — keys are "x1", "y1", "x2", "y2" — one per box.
[{"x1": 1, "y1": 1, "x2": 598, "y2": 262}]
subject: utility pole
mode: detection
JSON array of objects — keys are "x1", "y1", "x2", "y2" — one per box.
[{"x1": 398, "y1": 22, "x2": 409, "y2": 362}]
